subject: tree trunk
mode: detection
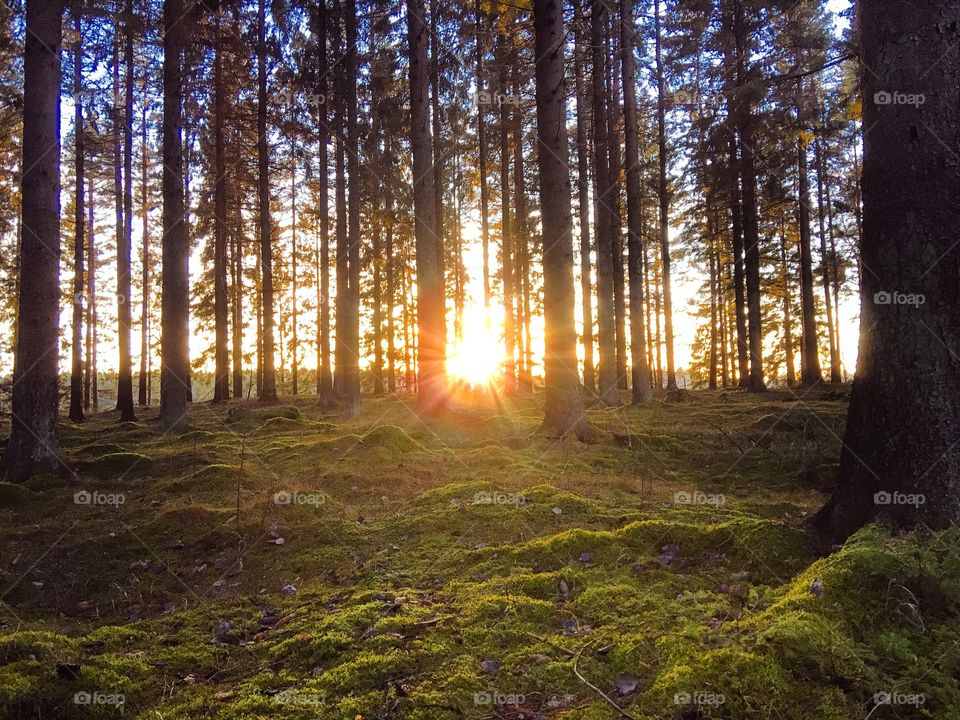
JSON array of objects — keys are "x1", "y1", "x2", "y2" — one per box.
[
  {"x1": 781, "y1": 228, "x2": 795, "y2": 386},
  {"x1": 728, "y1": 134, "x2": 749, "y2": 386},
  {"x1": 476, "y1": 0, "x2": 491, "y2": 323},
  {"x1": 138, "y1": 100, "x2": 150, "y2": 406},
  {"x1": 70, "y1": 17, "x2": 86, "y2": 423},
  {"x1": 160, "y1": 0, "x2": 191, "y2": 430},
  {"x1": 815, "y1": 134, "x2": 842, "y2": 383},
  {"x1": 619, "y1": 0, "x2": 650, "y2": 402},
  {"x1": 343, "y1": 0, "x2": 362, "y2": 414},
  {"x1": 590, "y1": 0, "x2": 617, "y2": 404},
  {"x1": 213, "y1": 8, "x2": 230, "y2": 402},
  {"x1": 708, "y1": 244, "x2": 718, "y2": 390},
  {"x1": 572, "y1": 5, "x2": 595, "y2": 395},
  {"x1": 386, "y1": 219, "x2": 396, "y2": 393},
  {"x1": 407, "y1": 0, "x2": 446, "y2": 411},
  {"x1": 499, "y1": 41, "x2": 515, "y2": 394},
  {"x1": 5, "y1": 0, "x2": 63, "y2": 481},
  {"x1": 606, "y1": 25, "x2": 627, "y2": 391},
  {"x1": 257, "y1": 0, "x2": 278, "y2": 401},
  {"x1": 533, "y1": 0, "x2": 587, "y2": 438},
  {"x1": 316, "y1": 0, "x2": 333, "y2": 407},
  {"x1": 115, "y1": 0, "x2": 136, "y2": 420},
  {"x1": 86, "y1": 175, "x2": 98, "y2": 411},
  {"x1": 231, "y1": 191, "x2": 244, "y2": 399},
  {"x1": 797, "y1": 137, "x2": 821, "y2": 384},
  {"x1": 512, "y1": 61, "x2": 532, "y2": 392},
  {"x1": 816, "y1": 0, "x2": 960, "y2": 538},
  {"x1": 654, "y1": 0, "x2": 676, "y2": 391},
  {"x1": 291, "y1": 156, "x2": 299, "y2": 396}
]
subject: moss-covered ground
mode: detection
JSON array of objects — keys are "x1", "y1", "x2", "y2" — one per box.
[{"x1": 0, "y1": 388, "x2": 957, "y2": 719}]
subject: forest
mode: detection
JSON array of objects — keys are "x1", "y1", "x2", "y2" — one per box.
[{"x1": 0, "y1": 0, "x2": 958, "y2": 717}]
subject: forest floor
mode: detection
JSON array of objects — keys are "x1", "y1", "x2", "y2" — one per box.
[{"x1": 0, "y1": 388, "x2": 958, "y2": 719}]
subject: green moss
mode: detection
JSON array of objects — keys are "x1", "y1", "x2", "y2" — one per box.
[
  {"x1": 362, "y1": 425, "x2": 423, "y2": 453},
  {"x1": 88, "y1": 452, "x2": 153, "y2": 477}
]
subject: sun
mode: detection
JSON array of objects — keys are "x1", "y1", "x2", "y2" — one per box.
[{"x1": 447, "y1": 311, "x2": 503, "y2": 388}]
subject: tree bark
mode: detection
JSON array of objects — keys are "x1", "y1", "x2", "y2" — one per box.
[
  {"x1": 815, "y1": 134, "x2": 841, "y2": 383},
  {"x1": 407, "y1": 0, "x2": 446, "y2": 411},
  {"x1": 160, "y1": 0, "x2": 191, "y2": 430},
  {"x1": 115, "y1": 0, "x2": 136, "y2": 420},
  {"x1": 816, "y1": 0, "x2": 960, "y2": 538},
  {"x1": 138, "y1": 100, "x2": 150, "y2": 406},
  {"x1": 257, "y1": 0, "x2": 278, "y2": 401},
  {"x1": 619, "y1": 0, "x2": 650, "y2": 402},
  {"x1": 797, "y1": 137, "x2": 821, "y2": 384},
  {"x1": 533, "y1": 0, "x2": 587, "y2": 437},
  {"x1": 6, "y1": 0, "x2": 63, "y2": 481},
  {"x1": 70, "y1": 16, "x2": 86, "y2": 423},
  {"x1": 213, "y1": 7, "x2": 230, "y2": 402},
  {"x1": 343, "y1": 0, "x2": 362, "y2": 414},
  {"x1": 572, "y1": 4, "x2": 595, "y2": 395},
  {"x1": 499, "y1": 40, "x2": 515, "y2": 394},
  {"x1": 654, "y1": 0, "x2": 676, "y2": 390},
  {"x1": 590, "y1": 0, "x2": 617, "y2": 404}
]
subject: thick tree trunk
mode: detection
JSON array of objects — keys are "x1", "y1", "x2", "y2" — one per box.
[
  {"x1": 5, "y1": 0, "x2": 64, "y2": 481},
  {"x1": 572, "y1": 6, "x2": 595, "y2": 395},
  {"x1": 213, "y1": 9, "x2": 230, "y2": 402},
  {"x1": 590, "y1": 0, "x2": 617, "y2": 404},
  {"x1": 407, "y1": 0, "x2": 446, "y2": 411},
  {"x1": 606, "y1": 27, "x2": 627, "y2": 391},
  {"x1": 816, "y1": 0, "x2": 960, "y2": 538},
  {"x1": 160, "y1": 0, "x2": 191, "y2": 430},
  {"x1": 533, "y1": 0, "x2": 587, "y2": 438},
  {"x1": 257, "y1": 0, "x2": 278, "y2": 401},
  {"x1": 70, "y1": 18, "x2": 86, "y2": 423},
  {"x1": 797, "y1": 138, "x2": 821, "y2": 384},
  {"x1": 619, "y1": 0, "x2": 650, "y2": 402}
]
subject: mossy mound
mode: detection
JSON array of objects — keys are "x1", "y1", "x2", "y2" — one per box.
[
  {"x1": 86, "y1": 452, "x2": 153, "y2": 477},
  {"x1": 362, "y1": 425, "x2": 423, "y2": 453}
]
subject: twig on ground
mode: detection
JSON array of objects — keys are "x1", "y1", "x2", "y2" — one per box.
[{"x1": 572, "y1": 640, "x2": 639, "y2": 720}]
